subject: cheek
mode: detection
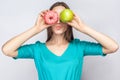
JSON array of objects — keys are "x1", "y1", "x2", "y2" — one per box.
[
  {"x1": 63, "y1": 25, "x2": 68, "y2": 31},
  {"x1": 63, "y1": 24, "x2": 68, "y2": 28},
  {"x1": 64, "y1": 26, "x2": 68, "y2": 30}
]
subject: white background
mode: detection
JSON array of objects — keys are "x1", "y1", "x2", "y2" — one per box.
[{"x1": 0, "y1": 0, "x2": 120, "y2": 80}]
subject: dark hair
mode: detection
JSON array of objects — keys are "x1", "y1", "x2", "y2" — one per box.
[{"x1": 46, "y1": 2, "x2": 74, "y2": 42}]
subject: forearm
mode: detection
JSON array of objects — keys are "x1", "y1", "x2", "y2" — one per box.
[
  {"x1": 2, "y1": 26, "x2": 40, "y2": 55},
  {"x1": 79, "y1": 24, "x2": 119, "y2": 53}
]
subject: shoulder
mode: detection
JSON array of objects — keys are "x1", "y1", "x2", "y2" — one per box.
[
  {"x1": 71, "y1": 38, "x2": 80, "y2": 43},
  {"x1": 35, "y1": 41, "x2": 45, "y2": 47},
  {"x1": 70, "y1": 38, "x2": 82, "y2": 47},
  {"x1": 71, "y1": 38, "x2": 99, "y2": 47},
  {"x1": 20, "y1": 41, "x2": 44, "y2": 48},
  {"x1": 71, "y1": 38, "x2": 86, "y2": 44}
]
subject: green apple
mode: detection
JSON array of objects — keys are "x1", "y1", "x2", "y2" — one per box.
[{"x1": 60, "y1": 9, "x2": 74, "y2": 23}]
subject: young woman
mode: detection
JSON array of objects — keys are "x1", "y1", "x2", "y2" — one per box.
[{"x1": 2, "y1": 2, "x2": 119, "y2": 80}]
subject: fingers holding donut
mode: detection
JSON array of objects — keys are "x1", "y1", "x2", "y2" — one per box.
[
  {"x1": 40, "y1": 10, "x2": 49, "y2": 17},
  {"x1": 39, "y1": 10, "x2": 58, "y2": 25},
  {"x1": 43, "y1": 11, "x2": 58, "y2": 25}
]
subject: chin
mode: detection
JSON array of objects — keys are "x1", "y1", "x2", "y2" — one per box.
[
  {"x1": 52, "y1": 26, "x2": 67, "y2": 35},
  {"x1": 53, "y1": 30, "x2": 66, "y2": 35},
  {"x1": 54, "y1": 31, "x2": 65, "y2": 35}
]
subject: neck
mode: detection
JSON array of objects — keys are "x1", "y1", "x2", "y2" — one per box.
[{"x1": 49, "y1": 34, "x2": 68, "y2": 45}]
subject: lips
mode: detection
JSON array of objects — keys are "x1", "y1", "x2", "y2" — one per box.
[{"x1": 56, "y1": 26, "x2": 62, "y2": 30}]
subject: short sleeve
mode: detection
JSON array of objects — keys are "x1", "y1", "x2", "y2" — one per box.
[
  {"x1": 13, "y1": 42, "x2": 38, "y2": 59},
  {"x1": 81, "y1": 41, "x2": 106, "y2": 56},
  {"x1": 74, "y1": 39, "x2": 106, "y2": 56}
]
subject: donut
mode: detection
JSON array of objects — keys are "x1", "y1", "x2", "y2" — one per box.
[{"x1": 44, "y1": 11, "x2": 58, "y2": 25}]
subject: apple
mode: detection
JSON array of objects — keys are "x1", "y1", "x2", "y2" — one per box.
[
  {"x1": 60, "y1": 9, "x2": 74, "y2": 23},
  {"x1": 44, "y1": 11, "x2": 58, "y2": 25}
]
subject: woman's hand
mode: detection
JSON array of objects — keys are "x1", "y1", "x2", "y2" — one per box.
[
  {"x1": 67, "y1": 13, "x2": 86, "y2": 32},
  {"x1": 67, "y1": 13, "x2": 119, "y2": 54},
  {"x1": 34, "y1": 10, "x2": 52, "y2": 33}
]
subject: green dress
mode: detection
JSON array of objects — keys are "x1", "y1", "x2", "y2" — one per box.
[{"x1": 14, "y1": 38, "x2": 106, "y2": 80}]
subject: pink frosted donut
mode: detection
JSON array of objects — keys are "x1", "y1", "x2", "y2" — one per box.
[{"x1": 44, "y1": 11, "x2": 58, "y2": 25}]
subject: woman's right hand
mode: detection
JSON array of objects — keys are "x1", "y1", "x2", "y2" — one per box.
[
  {"x1": 2, "y1": 10, "x2": 53, "y2": 57},
  {"x1": 34, "y1": 10, "x2": 52, "y2": 33}
]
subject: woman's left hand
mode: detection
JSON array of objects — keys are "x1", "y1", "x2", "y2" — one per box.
[{"x1": 67, "y1": 13, "x2": 85, "y2": 32}]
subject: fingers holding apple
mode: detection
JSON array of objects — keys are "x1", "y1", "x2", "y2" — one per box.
[
  {"x1": 59, "y1": 9, "x2": 80, "y2": 30},
  {"x1": 66, "y1": 12, "x2": 85, "y2": 31},
  {"x1": 60, "y1": 10, "x2": 79, "y2": 29}
]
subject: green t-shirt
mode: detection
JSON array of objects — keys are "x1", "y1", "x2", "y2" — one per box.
[{"x1": 14, "y1": 38, "x2": 106, "y2": 80}]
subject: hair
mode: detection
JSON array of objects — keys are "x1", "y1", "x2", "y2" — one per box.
[{"x1": 46, "y1": 2, "x2": 74, "y2": 42}]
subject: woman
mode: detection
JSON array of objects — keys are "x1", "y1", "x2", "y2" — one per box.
[{"x1": 2, "y1": 1, "x2": 119, "y2": 80}]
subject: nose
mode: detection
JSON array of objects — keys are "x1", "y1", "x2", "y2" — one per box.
[
  {"x1": 57, "y1": 15, "x2": 61, "y2": 24},
  {"x1": 57, "y1": 19, "x2": 60, "y2": 23}
]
